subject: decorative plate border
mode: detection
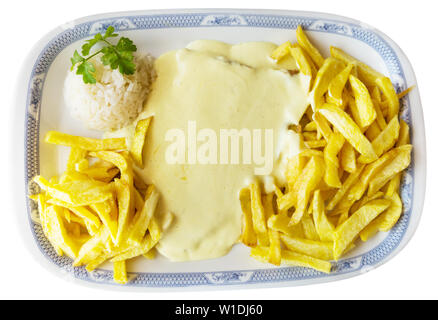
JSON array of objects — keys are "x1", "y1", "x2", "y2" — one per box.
[{"x1": 24, "y1": 11, "x2": 415, "y2": 288}]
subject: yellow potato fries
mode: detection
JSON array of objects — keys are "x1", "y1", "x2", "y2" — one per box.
[
  {"x1": 376, "y1": 77, "x2": 400, "y2": 121},
  {"x1": 45, "y1": 131, "x2": 127, "y2": 151},
  {"x1": 323, "y1": 132, "x2": 345, "y2": 188},
  {"x1": 249, "y1": 182, "x2": 269, "y2": 246},
  {"x1": 30, "y1": 124, "x2": 166, "y2": 284},
  {"x1": 270, "y1": 41, "x2": 294, "y2": 61},
  {"x1": 312, "y1": 190, "x2": 335, "y2": 242},
  {"x1": 239, "y1": 188, "x2": 258, "y2": 247},
  {"x1": 327, "y1": 63, "x2": 353, "y2": 106},
  {"x1": 334, "y1": 199, "x2": 391, "y2": 259},
  {"x1": 349, "y1": 75, "x2": 377, "y2": 128},
  {"x1": 296, "y1": 25, "x2": 325, "y2": 68},
  {"x1": 113, "y1": 260, "x2": 128, "y2": 284},
  {"x1": 367, "y1": 116, "x2": 400, "y2": 158},
  {"x1": 309, "y1": 58, "x2": 345, "y2": 109},
  {"x1": 330, "y1": 46, "x2": 384, "y2": 87},
  {"x1": 251, "y1": 246, "x2": 331, "y2": 274},
  {"x1": 130, "y1": 117, "x2": 152, "y2": 168},
  {"x1": 241, "y1": 26, "x2": 412, "y2": 274},
  {"x1": 281, "y1": 235, "x2": 334, "y2": 261}
]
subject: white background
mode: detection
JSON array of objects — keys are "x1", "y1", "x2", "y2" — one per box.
[{"x1": 2, "y1": 0, "x2": 436, "y2": 299}]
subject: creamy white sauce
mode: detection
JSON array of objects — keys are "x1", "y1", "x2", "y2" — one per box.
[{"x1": 112, "y1": 40, "x2": 309, "y2": 261}]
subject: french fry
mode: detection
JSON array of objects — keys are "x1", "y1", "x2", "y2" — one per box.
[
  {"x1": 348, "y1": 95, "x2": 367, "y2": 132},
  {"x1": 77, "y1": 166, "x2": 119, "y2": 182},
  {"x1": 305, "y1": 139, "x2": 327, "y2": 149},
  {"x1": 323, "y1": 132, "x2": 345, "y2": 188},
  {"x1": 336, "y1": 210, "x2": 349, "y2": 228},
  {"x1": 290, "y1": 46, "x2": 314, "y2": 92},
  {"x1": 271, "y1": 41, "x2": 294, "y2": 60},
  {"x1": 330, "y1": 46, "x2": 384, "y2": 87},
  {"x1": 349, "y1": 75, "x2": 377, "y2": 128},
  {"x1": 143, "y1": 248, "x2": 156, "y2": 260},
  {"x1": 303, "y1": 121, "x2": 317, "y2": 132},
  {"x1": 313, "y1": 112, "x2": 333, "y2": 141},
  {"x1": 312, "y1": 190, "x2": 334, "y2": 241},
  {"x1": 291, "y1": 156, "x2": 325, "y2": 224},
  {"x1": 111, "y1": 225, "x2": 161, "y2": 262},
  {"x1": 368, "y1": 145, "x2": 412, "y2": 196},
  {"x1": 327, "y1": 63, "x2": 354, "y2": 106},
  {"x1": 90, "y1": 151, "x2": 133, "y2": 186},
  {"x1": 296, "y1": 25, "x2": 325, "y2": 68},
  {"x1": 318, "y1": 104, "x2": 378, "y2": 163},
  {"x1": 34, "y1": 176, "x2": 113, "y2": 206},
  {"x1": 309, "y1": 58, "x2": 345, "y2": 109},
  {"x1": 128, "y1": 185, "x2": 159, "y2": 246},
  {"x1": 345, "y1": 147, "x2": 400, "y2": 203},
  {"x1": 350, "y1": 191, "x2": 384, "y2": 215},
  {"x1": 364, "y1": 116, "x2": 400, "y2": 159},
  {"x1": 66, "y1": 147, "x2": 87, "y2": 171},
  {"x1": 359, "y1": 193, "x2": 403, "y2": 241},
  {"x1": 114, "y1": 179, "x2": 133, "y2": 244},
  {"x1": 39, "y1": 202, "x2": 64, "y2": 256},
  {"x1": 397, "y1": 120, "x2": 410, "y2": 147},
  {"x1": 340, "y1": 142, "x2": 357, "y2": 173},
  {"x1": 278, "y1": 54, "x2": 300, "y2": 71},
  {"x1": 385, "y1": 120, "x2": 410, "y2": 197},
  {"x1": 282, "y1": 250, "x2": 331, "y2": 273},
  {"x1": 262, "y1": 193, "x2": 282, "y2": 265},
  {"x1": 376, "y1": 77, "x2": 399, "y2": 121},
  {"x1": 371, "y1": 86, "x2": 382, "y2": 103},
  {"x1": 84, "y1": 220, "x2": 99, "y2": 236},
  {"x1": 373, "y1": 100, "x2": 387, "y2": 131},
  {"x1": 251, "y1": 246, "x2": 331, "y2": 273},
  {"x1": 267, "y1": 213, "x2": 305, "y2": 238},
  {"x1": 278, "y1": 156, "x2": 324, "y2": 222},
  {"x1": 375, "y1": 192, "x2": 403, "y2": 232},
  {"x1": 73, "y1": 226, "x2": 109, "y2": 267},
  {"x1": 90, "y1": 200, "x2": 118, "y2": 243},
  {"x1": 358, "y1": 220, "x2": 379, "y2": 242},
  {"x1": 75, "y1": 158, "x2": 89, "y2": 172},
  {"x1": 299, "y1": 149, "x2": 324, "y2": 158},
  {"x1": 268, "y1": 229, "x2": 281, "y2": 265},
  {"x1": 280, "y1": 235, "x2": 333, "y2": 260},
  {"x1": 45, "y1": 131, "x2": 126, "y2": 151},
  {"x1": 285, "y1": 154, "x2": 306, "y2": 192},
  {"x1": 47, "y1": 198, "x2": 101, "y2": 228},
  {"x1": 249, "y1": 182, "x2": 269, "y2": 246},
  {"x1": 130, "y1": 117, "x2": 152, "y2": 168},
  {"x1": 365, "y1": 121, "x2": 381, "y2": 141},
  {"x1": 113, "y1": 261, "x2": 128, "y2": 284},
  {"x1": 334, "y1": 199, "x2": 391, "y2": 259},
  {"x1": 301, "y1": 214, "x2": 320, "y2": 241},
  {"x1": 239, "y1": 188, "x2": 257, "y2": 247},
  {"x1": 398, "y1": 86, "x2": 414, "y2": 100},
  {"x1": 303, "y1": 131, "x2": 317, "y2": 141},
  {"x1": 45, "y1": 205, "x2": 81, "y2": 259}
]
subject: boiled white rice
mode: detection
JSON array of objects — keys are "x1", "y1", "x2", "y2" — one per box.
[{"x1": 64, "y1": 53, "x2": 155, "y2": 131}]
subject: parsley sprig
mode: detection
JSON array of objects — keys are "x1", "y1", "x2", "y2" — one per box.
[{"x1": 70, "y1": 26, "x2": 137, "y2": 84}]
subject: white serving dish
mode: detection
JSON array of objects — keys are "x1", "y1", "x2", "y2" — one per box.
[{"x1": 18, "y1": 9, "x2": 426, "y2": 290}]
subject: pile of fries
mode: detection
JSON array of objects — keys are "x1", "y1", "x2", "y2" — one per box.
[
  {"x1": 30, "y1": 118, "x2": 170, "y2": 284},
  {"x1": 241, "y1": 26, "x2": 412, "y2": 273}
]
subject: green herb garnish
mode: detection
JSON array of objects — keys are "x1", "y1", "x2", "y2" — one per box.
[{"x1": 70, "y1": 26, "x2": 137, "y2": 84}]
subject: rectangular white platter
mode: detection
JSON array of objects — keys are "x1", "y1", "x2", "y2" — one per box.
[{"x1": 21, "y1": 9, "x2": 426, "y2": 290}]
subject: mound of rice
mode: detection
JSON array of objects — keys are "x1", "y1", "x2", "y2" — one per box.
[{"x1": 64, "y1": 53, "x2": 155, "y2": 131}]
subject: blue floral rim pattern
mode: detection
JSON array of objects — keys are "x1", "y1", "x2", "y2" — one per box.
[{"x1": 24, "y1": 12, "x2": 414, "y2": 288}]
